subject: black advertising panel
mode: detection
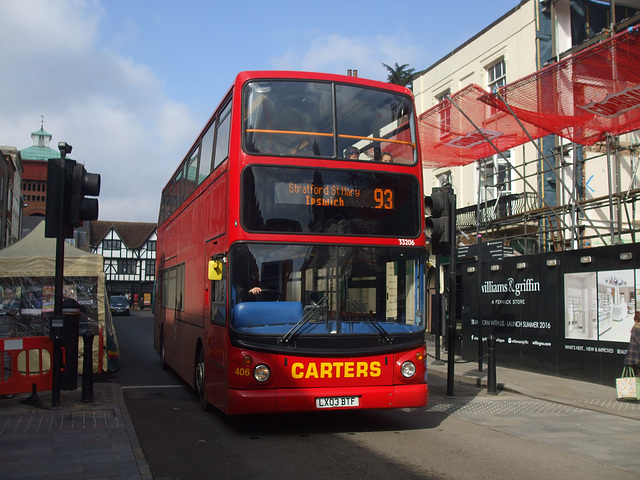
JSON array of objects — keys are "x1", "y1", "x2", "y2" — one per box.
[
  {"x1": 457, "y1": 240, "x2": 511, "y2": 262},
  {"x1": 459, "y1": 243, "x2": 639, "y2": 385},
  {"x1": 557, "y1": 248, "x2": 638, "y2": 383},
  {"x1": 461, "y1": 254, "x2": 558, "y2": 374}
]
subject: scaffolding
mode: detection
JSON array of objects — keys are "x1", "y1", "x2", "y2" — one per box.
[
  {"x1": 455, "y1": 143, "x2": 639, "y2": 253},
  {"x1": 418, "y1": 26, "x2": 640, "y2": 253}
]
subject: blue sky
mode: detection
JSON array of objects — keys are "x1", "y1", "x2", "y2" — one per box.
[{"x1": 0, "y1": 0, "x2": 519, "y2": 222}]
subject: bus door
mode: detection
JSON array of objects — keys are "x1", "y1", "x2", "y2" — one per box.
[
  {"x1": 158, "y1": 264, "x2": 184, "y2": 362},
  {"x1": 206, "y1": 255, "x2": 228, "y2": 407}
]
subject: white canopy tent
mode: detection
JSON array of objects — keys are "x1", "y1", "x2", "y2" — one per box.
[{"x1": 0, "y1": 222, "x2": 116, "y2": 372}]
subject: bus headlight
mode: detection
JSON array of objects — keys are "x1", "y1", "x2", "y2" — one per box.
[
  {"x1": 401, "y1": 361, "x2": 416, "y2": 378},
  {"x1": 254, "y1": 364, "x2": 271, "y2": 382}
]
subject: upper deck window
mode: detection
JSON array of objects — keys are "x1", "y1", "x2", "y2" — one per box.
[{"x1": 243, "y1": 80, "x2": 417, "y2": 165}]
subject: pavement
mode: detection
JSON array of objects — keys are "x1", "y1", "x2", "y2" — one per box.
[
  {"x1": 1, "y1": 357, "x2": 639, "y2": 480},
  {"x1": 0, "y1": 378, "x2": 152, "y2": 480},
  {"x1": 427, "y1": 352, "x2": 640, "y2": 420}
]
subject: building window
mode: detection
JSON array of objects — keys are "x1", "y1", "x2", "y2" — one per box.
[
  {"x1": 147, "y1": 240, "x2": 156, "y2": 251},
  {"x1": 479, "y1": 151, "x2": 512, "y2": 202},
  {"x1": 118, "y1": 259, "x2": 138, "y2": 275},
  {"x1": 103, "y1": 239, "x2": 122, "y2": 250},
  {"x1": 486, "y1": 59, "x2": 506, "y2": 117},
  {"x1": 487, "y1": 59, "x2": 506, "y2": 91},
  {"x1": 146, "y1": 259, "x2": 156, "y2": 276},
  {"x1": 436, "y1": 90, "x2": 451, "y2": 138}
]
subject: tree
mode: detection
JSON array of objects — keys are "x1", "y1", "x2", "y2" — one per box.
[{"x1": 382, "y1": 62, "x2": 416, "y2": 87}]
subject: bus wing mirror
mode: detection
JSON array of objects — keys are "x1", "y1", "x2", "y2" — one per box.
[{"x1": 208, "y1": 260, "x2": 223, "y2": 280}]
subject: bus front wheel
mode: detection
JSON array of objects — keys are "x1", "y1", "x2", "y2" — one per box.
[{"x1": 195, "y1": 348, "x2": 212, "y2": 411}]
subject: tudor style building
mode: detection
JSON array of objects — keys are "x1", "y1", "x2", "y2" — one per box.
[{"x1": 90, "y1": 221, "x2": 157, "y2": 308}]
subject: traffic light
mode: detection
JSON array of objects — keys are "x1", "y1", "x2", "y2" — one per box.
[
  {"x1": 69, "y1": 163, "x2": 100, "y2": 226},
  {"x1": 45, "y1": 151, "x2": 100, "y2": 239},
  {"x1": 425, "y1": 186, "x2": 453, "y2": 256},
  {"x1": 45, "y1": 157, "x2": 73, "y2": 239}
]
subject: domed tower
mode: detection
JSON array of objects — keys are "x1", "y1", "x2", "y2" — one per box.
[{"x1": 20, "y1": 118, "x2": 61, "y2": 217}]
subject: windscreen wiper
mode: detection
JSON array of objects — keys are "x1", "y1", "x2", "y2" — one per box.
[
  {"x1": 280, "y1": 296, "x2": 328, "y2": 345},
  {"x1": 347, "y1": 299, "x2": 393, "y2": 345}
]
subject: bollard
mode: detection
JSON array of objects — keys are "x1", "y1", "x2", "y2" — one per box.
[
  {"x1": 487, "y1": 335, "x2": 497, "y2": 394},
  {"x1": 49, "y1": 316, "x2": 64, "y2": 408},
  {"x1": 61, "y1": 298, "x2": 80, "y2": 391},
  {"x1": 81, "y1": 333, "x2": 94, "y2": 403}
]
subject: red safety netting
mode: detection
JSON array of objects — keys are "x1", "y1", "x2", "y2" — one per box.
[
  {"x1": 418, "y1": 85, "x2": 552, "y2": 168},
  {"x1": 419, "y1": 26, "x2": 640, "y2": 168}
]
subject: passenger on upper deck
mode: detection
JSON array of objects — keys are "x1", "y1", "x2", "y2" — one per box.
[
  {"x1": 381, "y1": 152, "x2": 393, "y2": 163},
  {"x1": 346, "y1": 146, "x2": 359, "y2": 160}
]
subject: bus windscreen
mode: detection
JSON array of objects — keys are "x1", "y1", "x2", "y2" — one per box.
[{"x1": 229, "y1": 243, "x2": 426, "y2": 339}]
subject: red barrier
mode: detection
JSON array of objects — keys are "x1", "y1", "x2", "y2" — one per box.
[{"x1": 0, "y1": 336, "x2": 54, "y2": 396}]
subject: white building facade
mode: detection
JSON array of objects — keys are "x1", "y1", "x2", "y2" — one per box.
[
  {"x1": 413, "y1": 0, "x2": 640, "y2": 252},
  {"x1": 413, "y1": 0, "x2": 640, "y2": 384}
]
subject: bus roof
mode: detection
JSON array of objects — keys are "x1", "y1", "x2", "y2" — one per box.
[{"x1": 234, "y1": 71, "x2": 412, "y2": 96}]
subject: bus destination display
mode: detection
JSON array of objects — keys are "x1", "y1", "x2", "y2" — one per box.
[{"x1": 275, "y1": 182, "x2": 394, "y2": 210}]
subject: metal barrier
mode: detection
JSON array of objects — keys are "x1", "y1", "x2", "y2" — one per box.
[{"x1": 0, "y1": 336, "x2": 54, "y2": 396}]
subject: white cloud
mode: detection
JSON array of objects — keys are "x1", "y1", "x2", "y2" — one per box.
[
  {"x1": 156, "y1": 101, "x2": 201, "y2": 153},
  {"x1": 0, "y1": 0, "x2": 101, "y2": 59},
  {"x1": 0, "y1": 0, "x2": 198, "y2": 222},
  {"x1": 270, "y1": 32, "x2": 422, "y2": 82},
  {"x1": 0, "y1": 1, "x2": 429, "y2": 224}
]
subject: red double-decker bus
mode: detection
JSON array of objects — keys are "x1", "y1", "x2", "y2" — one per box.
[{"x1": 154, "y1": 71, "x2": 428, "y2": 414}]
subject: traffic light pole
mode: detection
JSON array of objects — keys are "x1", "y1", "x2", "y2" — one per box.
[
  {"x1": 433, "y1": 255, "x2": 442, "y2": 362},
  {"x1": 50, "y1": 145, "x2": 71, "y2": 409},
  {"x1": 50, "y1": 220, "x2": 65, "y2": 408},
  {"x1": 45, "y1": 142, "x2": 100, "y2": 407},
  {"x1": 446, "y1": 190, "x2": 457, "y2": 398}
]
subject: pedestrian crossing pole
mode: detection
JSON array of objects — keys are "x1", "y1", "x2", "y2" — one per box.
[
  {"x1": 446, "y1": 190, "x2": 457, "y2": 397},
  {"x1": 47, "y1": 142, "x2": 73, "y2": 408}
]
